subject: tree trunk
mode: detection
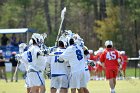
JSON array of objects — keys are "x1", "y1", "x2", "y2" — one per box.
[
  {"x1": 93, "y1": 0, "x2": 99, "y2": 20},
  {"x1": 99, "y1": 0, "x2": 107, "y2": 20},
  {"x1": 54, "y1": 0, "x2": 58, "y2": 32},
  {"x1": 44, "y1": 0, "x2": 52, "y2": 34}
]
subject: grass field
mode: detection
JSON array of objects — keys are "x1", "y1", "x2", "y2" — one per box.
[
  {"x1": 0, "y1": 68, "x2": 140, "y2": 93},
  {"x1": 0, "y1": 79, "x2": 140, "y2": 93}
]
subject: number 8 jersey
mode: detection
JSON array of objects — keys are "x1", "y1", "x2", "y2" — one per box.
[
  {"x1": 100, "y1": 48, "x2": 119, "y2": 69},
  {"x1": 59, "y1": 44, "x2": 85, "y2": 73}
]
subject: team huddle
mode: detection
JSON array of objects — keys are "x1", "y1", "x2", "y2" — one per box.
[{"x1": 16, "y1": 30, "x2": 128, "y2": 93}]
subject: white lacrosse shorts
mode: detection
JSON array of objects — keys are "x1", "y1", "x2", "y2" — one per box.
[
  {"x1": 28, "y1": 72, "x2": 45, "y2": 87},
  {"x1": 84, "y1": 69, "x2": 90, "y2": 83},
  {"x1": 51, "y1": 75, "x2": 69, "y2": 89},
  {"x1": 69, "y1": 70, "x2": 87, "y2": 89}
]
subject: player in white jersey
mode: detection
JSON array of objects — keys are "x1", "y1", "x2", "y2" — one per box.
[
  {"x1": 22, "y1": 33, "x2": 46, "y2": 93},
  {"x1": 16, "y1": 43, "x2": 30, "y2": 93},
  {"x1": 46, "y1": 40, "x2": 69, "y2": 93},
  {"x1": 59, "y1": 38, "x2": 86, "y2": 93},
  {"x1": 83, "y1": 46, "x2": 90, "y2": 93}
]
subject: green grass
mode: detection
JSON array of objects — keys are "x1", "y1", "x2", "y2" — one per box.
[
  {"x1": 126, "y1": 68, "x2": 140, "y2": 77},
  {"x1": 0, "y1": 79, "x2": 140, "y2": 93},
  {"x1": 0, "y1": 68, "x2": 139, "y2": 93}
]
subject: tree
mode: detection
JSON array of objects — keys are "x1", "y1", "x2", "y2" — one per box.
[{"x1": 44, "y1": 0, "x2": 52, "y2": 34}]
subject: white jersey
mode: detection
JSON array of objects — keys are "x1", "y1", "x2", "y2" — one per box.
[
  {"x1": 20, "y1": 51, "x2": 29, "y2": 71},
  {"x1": 84, "y1": 54, "x2": 90, "y2": 70},
  {"x1": 24, "y1": 45, "x2": 46, "y2": 71},
  {"x1": 46, "y1": 48, "x2": 68, "y2": 75},
  {"x1": 59, "y1": 44, "x2": 85, "y2": 73}
]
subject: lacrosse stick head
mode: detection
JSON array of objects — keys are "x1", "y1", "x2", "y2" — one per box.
[
  {"x1": 61, "y1": 7, "x2": 66, "y2": 20},
  {"x1": 32, "y1": 33, "x2": 44, "y2": 46},
  {"x1": 19, "y1": 43, "x2": 27, "y2": 53}
]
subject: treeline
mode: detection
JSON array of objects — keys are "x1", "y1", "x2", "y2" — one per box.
[{"x1": 0, "y1": 0, "x2": 140, "y2": 57}]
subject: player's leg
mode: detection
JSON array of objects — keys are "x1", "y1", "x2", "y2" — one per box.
[
  {"x1": 77, "y1": 88, "x2": 84, "y2": 93},
  {"x1": 37, "y1": 72, "x2": 46, "y2": 93},
  {"x1": 30, "y1": 86, "x2": 39, "y2": 93},
  {"x1": 39, "y1": 85, "x2": 46, "y2": 93},
  {"x1": 50, "y1": 76, "x2": 60, "y2": 93},
  {"x1": 51, "y1": 87, "x2": 57, "y2": 93},
  {"x1": 83, "y1": 70, "x2": 90, "y2": 93},
  {"x1": 0, "y1": 67, "x2": 2, "y2": 78},
  {"x1": 113, "y1": 78, "x2": 116, "y2": 88},
  {"x1": 71, "y1": 88, "x2": 76, "y2": 93},
  {"x1": 11, "y1": 67, "x2": 14, "y2": 82},
  {"x1": 59, "y1": 75, "x2": 69, "y2": 93},
  {"x1": 60, "y1": 88, "x2": 68, "y2": 93},
  {"x1": 27, "y1": 87, "x2": 31, "y2": 93},
  {"x1": 109, "y1": 78, "x2": 115, "y2": 89},
  {"x1": 83, "y1": 87, "x2": 89, "y2": 93},
  {"x1": 70, "y1": 72, "x2": 81, "y2": 93},
  {"x1": 2, "y1": 66, "x2": 8, "y2": 82}
]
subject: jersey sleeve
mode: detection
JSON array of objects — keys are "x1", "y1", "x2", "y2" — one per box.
[
  {"x1": 100, "y1": 52, "x2": 105, "y2": 63},
  {"x1": 21, "y1": 51, "x2": 28, "y2": 63},
  {"x1": 59, "y1": 47, "x2": 71, "y2": 62}
]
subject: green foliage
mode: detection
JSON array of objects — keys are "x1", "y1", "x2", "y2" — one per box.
[
  {"x1": 0, "y1": 2, "x2": 22, "y2": 28},
  {"x1": 95, "y1": 6, "x2": 120, "y2": 44},
  {"x1": 0, "y1": 0, "x2": 140, "y2": 56}
]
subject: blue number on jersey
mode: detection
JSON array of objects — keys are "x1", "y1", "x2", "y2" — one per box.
[
  {"x1": 54, "y1": 52, "x2": 64, "y2": 63},
  {"x1": 27, "y1": 51, "x2": 32, "y2": 62},
  {"x1": 76, "y1": 49, "x2": 83, "y2": 61}
]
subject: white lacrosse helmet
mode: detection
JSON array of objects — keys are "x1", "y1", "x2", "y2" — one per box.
[
  {"x1": 94, "y1": 51, "x2": 98, "y2": 55},
  {"x1": 88, "y1": 50, "x2": 93, "y2": 54},
  {"x1": 120, "y1": 51, "x2": 125, "y2": 55},
  {"x1": 105, "y1": 40, "x2": 113, "y2": 47},
  {"x1": 29, "y1": 39, "x2": 33, "y2": 46},
  {"x1": 19, "y1": 43, "x2": 27, "y2": 53},
  {"x1": 31, "y1": 33, "x2": 44, "y2": 46},
  {"x1": 58, "y1": 35, "x2": 67, "y2": 47},
  {"x1": 41, "y1": 33, "x2": 47, "y2": 39},
  {"x1": 98, "y1": 47, "x2": 104, "y2": 53},
  {"x1": 64, "y1": 30, "x2": 73, "y2": 36},
  {"x1": 73, "y1": 33, "x2": 84, "y2": 47}
]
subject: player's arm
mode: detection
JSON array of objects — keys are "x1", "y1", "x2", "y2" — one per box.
[
  {"x1": 59, "y1": 48, "x2": 71, "y2": 62},
  {"x1": 0, "y1": 57, "x2": 6, "y2": 62},
  {"x1": 99, "y1": 52, "x2": 105, "y2": 68}
]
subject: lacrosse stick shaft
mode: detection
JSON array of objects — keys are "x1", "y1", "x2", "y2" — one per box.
[
  {"x1": 12, "y1": 61, "x2": 20, "y2": 80},
  {"x1": 55, "y1": 7, "x2": 66, "y2": 46}
]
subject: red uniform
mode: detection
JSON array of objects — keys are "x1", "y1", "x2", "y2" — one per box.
[
  {"x1": 100, "y1": 48, "x2": 119, "y2": 79},
  {"x1": 94, "y1": 52, "x2": 103, "y2": 72},
  {"x1": 88, "y1": 54, "x2": 96, "y2": 71},
  {"x1": 121, "y1": 55, "x2": 128, "y2": 71}
]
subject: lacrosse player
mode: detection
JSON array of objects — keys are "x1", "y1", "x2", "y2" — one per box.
[
  {"x1": 100, "y1": 40, "x2": 121, "y2": 93},
  {"x1": 46, "y1": 39, "x2": 69, "y2": 93},
  {"x1": 59, "y1": 37, "x2": 86, "y2": 93},
  {"x1": 21, "y1": 33, "x2": 47, "y2": 93},
  {"x1": 16, "y1": 43, "x2": 30, "y2": 93}
]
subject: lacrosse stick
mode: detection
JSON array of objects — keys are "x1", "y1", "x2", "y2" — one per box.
[
  {"x1": 55, "y1": 7, "x2": 66, "y2": 46},
  {"x1": 12, "y1": 58, "x2": 20, "y2": 81}
]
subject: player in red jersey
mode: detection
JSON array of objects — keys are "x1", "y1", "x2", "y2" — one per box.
[
  {"x1": 120, "y1": 51, "x2": 128, "y2": 78},
  {"x1": 88, "y1": 50, "x2": 96, "y2": 80},
  {"x1": 100, "y1": 40, "x2": 121, "y2": 93},
  {"x1": 94, "y1": 47, "x2": 104, "y2": 80}
]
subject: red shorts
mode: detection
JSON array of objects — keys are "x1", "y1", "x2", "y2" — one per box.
[
  {"x1": 88, "y1": 65, "x2": 95, "y2": 71},
  {"x1": 96, "y1": 65, "x2": 102, "y2": 72},
  {"x1": 105, "y1": 68, "x2": 118, "y2": 79},
  {"x1": 122, "y1": 62, "x2": 127, "y2": 71}
]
